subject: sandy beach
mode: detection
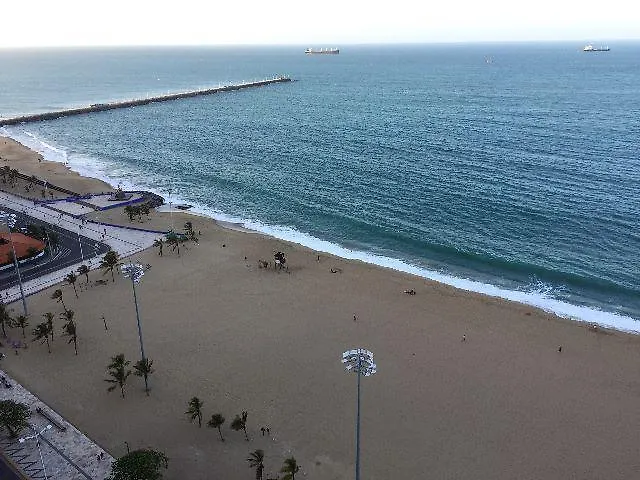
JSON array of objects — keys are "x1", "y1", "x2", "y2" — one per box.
[{"x1": 2, "y1": 135, "x2": 640, "y2": 479}]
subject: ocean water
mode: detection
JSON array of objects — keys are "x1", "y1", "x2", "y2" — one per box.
[{"x1": 1, "y1": 43, "x2": 639, "y2": 331}]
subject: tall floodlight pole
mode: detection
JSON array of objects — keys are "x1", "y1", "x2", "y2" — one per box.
[
  {"x1": 0, "y1": 211, "x2": 27, "y2": 315},
  {"x1": 342, "y1": 348, "x2": 377, "y2": 480},
  {"x1": 19, "y1": 424, "x2": 52, "y2": 480},
  {"x1": 121, "y1": 263, "x2": 148, "y2": 391}
]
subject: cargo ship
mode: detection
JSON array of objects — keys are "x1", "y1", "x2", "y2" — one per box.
[
  {"x1": 305, "y1": 48, "x2": 339, "y2": 55},
  {"x1": 583, "y1": 44, "x2": 610, "y2": 52}
]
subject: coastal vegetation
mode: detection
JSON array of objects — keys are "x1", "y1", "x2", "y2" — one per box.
[
  {"x1": 32, "y1": 321, "x2": 52, "y2": 353},
  {"x1": 43, "y1": 312, "x2": 55, "y2": 341},
  {"x1": 185, "y1": 397, "x2": 204, "y2": 427},
  {"x1": 12, "y1": 314, "x2": 28, "y2": 338},
  {"x1": 100, "y1": 250, "x2": 120, "y2": 282},
  {"x1": 207, "y1": 413, "x2": 225, "y2": 442},
  {"x1": 0, "y1": 301, "x2": 11, "y2": 337},
  {"x1": 105, "y1": 354, "x2": 132, "y2": 398},
  {"x1": 247, "y1": 449, "x2": 265, "y2": 480},
  {"x1": 50, "y1": 289, "x2": 66, "y2": 310},
  {"x1": 153, "y1": 238, "x2": 163, "y2": 256},
  {"x1": 133, "y1": 357, "x2": 154, "y2": 395},
  {"x1": 280, "y1": 457, "x2": 300, "y2": 480},
  {"x1": 107, "y1": 448, "x2": 168, "y2": 480},
  {"x1": 230, "y1": 410, "x2": 250, "y2": 441},
  {"x1": 65, "y1": 271, "x2": 79, "y2": 298},
  {"x1": 124, "y1": 203, "x2": 153, "y2": 223},
  {"x1": 78, "y1": 264, "x2": 90, "y2": 283},
  {"x1": 0, "y1": 400, "x2": 30, "y2": 438},
  {"x1": 61, "y1": 309, "x2": 77, "y2": 355}
]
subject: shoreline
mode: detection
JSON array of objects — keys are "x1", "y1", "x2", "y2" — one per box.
[
  {"x1": 2, "y1": 134, "x2": 640, "y2": 479},
  {"x1": 2, "y1": 129, "x2": 638, "y2": 332}
]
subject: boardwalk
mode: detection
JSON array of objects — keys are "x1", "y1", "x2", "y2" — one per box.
[{"x1": 0, "y1": 76, "x2": 292, "y2": 127}]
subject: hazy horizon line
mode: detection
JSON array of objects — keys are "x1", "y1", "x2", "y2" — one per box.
[{"x1": 1, "y1": 38, "x2": 638, "y2": 50}]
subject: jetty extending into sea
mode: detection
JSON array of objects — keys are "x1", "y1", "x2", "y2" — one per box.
[{"x1": 0, "y1": 76, "x2": 291, "y2": 127}]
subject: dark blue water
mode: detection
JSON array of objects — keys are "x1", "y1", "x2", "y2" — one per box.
[{"x1": 1, "y1": 44, "x2": 639, "y2": 329}]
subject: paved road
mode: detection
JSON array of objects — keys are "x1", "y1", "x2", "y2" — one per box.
[
  {"x1": 1, "y1": 206, "x2": 111, "y2": 288},
  {"x1": 0, "y1": 191, "x2": 163, "y2": 306}
]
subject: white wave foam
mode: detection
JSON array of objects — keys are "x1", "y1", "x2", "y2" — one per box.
[
  {"x1": 2, "y1": 127, "x2": 69, "y2": 164},
  {"x1": 3, "y1": 127, "x2": 639, "y2": 333}
]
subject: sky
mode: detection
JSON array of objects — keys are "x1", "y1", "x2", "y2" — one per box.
[{"x1": 1, "y1": 0, "x2": 638, "y2": 48}]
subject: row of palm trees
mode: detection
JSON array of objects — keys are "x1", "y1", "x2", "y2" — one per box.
[
  {"x1": 123, "y1": 203, "x2": 153, "y2": 223},
  {"x1": 105, "y1": 353, "x2": 154, "y2": 397},
  {"x1": 153, "y1": 221, "x2": 199, "y2": 257},
  {"x1": 0, "y1": 166, "x2": 19, "y2": 187},
  {"x1": 0, "y1": 301, "x2": 76, "y2": 354},
  {"x1": 183, "y1": 398, "x2": 300, "y2": 479},
  {"x1": 247, "y1": 450, "x2": 299, "y2": 480}
]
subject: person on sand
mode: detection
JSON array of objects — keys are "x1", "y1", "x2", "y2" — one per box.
[
  {"x1": 462, "y1": 334, "x2": 466, "y2": 342},
  {"x1": 558, "y1": 345, "x2": 562, "y2": 352}
]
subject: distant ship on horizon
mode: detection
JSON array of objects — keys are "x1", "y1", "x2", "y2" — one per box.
[
  {"x1": 583, "y1": 44, "x2": 610, "y2": 52},
  {"x1": 305, "y1": 48, "x2": 339, "y2": 55}
]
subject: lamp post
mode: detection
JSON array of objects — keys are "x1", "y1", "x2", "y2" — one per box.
[
  {"x1": 342, "y1": 348, "x2": 377, "y2": 480},
  {"x1": 0, "y1": 211, "x2": 27, "y2": 315},
  {"x1": 77, "y1": 225, "x2": 84, "y2": 262},
  {"x1": 121, "y1": 262, "x2": 148, "y2": 392},
  {"x1": 19, "y1": 424, "x2": 52, "y2": 480}
]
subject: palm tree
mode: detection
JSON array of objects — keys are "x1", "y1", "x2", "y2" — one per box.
[
  {"x1": 0, "y1": 301, "x2": 12, "y2": 338},
  {"x1": 207, "y1": 413, "x2": 225, "y2": 442},
  {"x1": 105, "y1": 354, "x2": 132, "y2": 399},
  {"x1": 280, "y1": 457, "x2": 299, "y2": 480},
  {"x1": 153, "y1": 238, "x2": 164, "y2": 257},
  {"x1": 165, "y1": 232, "x2": 181, "y2": 255},
  {"x1": 9, "y1": 169, "x2": 18, "y2": 188},
  {"x1": 32, "y1": 322, "x2": 52, "y2": 353},
  {"x1": 0, "y1": 400, "x2": 31, "y2": 438},
  {"x1": 0, "y1": 165, "x2": 9, "y2": 184},
  {"x1": 65, "y1": 272, "x2": 79, "y2": 298},
  {"x1": 61, "y1": 309, "x2": 77, "y2": 355},
  {"x1": 50, "y1": 289, "x2": 66, "y2": 310},
  {"x1": 43, "y1": 312, "x2": 55, "y2": 342},
  {"x1": 124, "y1": 205, "x2": 136, "y2": 222},
  {"x1": 247, "y1": 450, "x2": 265, "y2": 480},
  {"x1": 230, "y1": 410, "x2": 249, "y2": 441},
  {"x1": 77, "y1": 264, "x2": 90, "y2": 283},
  {"x1": 100, "y1": 250, "x2": 120, "y2": 282},
  {"x1": 12, "y1": 315, "x2": 29, "y2": 338},
  {"x1": 185, "y1": 397, "x2": 204, "y2": 427},
  {"x1": 133, "y1": 358, "x2": 154, "y2": 395}
]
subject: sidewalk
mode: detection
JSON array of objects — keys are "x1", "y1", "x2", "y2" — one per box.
[
  {"x1": 0, "y1": 191, "x2": 161, "y2": 304},
  {"x1": 0, "y1": 369, "x2": 113, "y2": 480}
]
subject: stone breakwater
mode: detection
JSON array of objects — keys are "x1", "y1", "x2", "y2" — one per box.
[{"x1": 0, "y1": 76, "x2": 292, "y2": 126}]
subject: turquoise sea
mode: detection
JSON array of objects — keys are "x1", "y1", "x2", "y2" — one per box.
[{"x1": 1, "y1": 43, "x2": 639, "y2": 330}]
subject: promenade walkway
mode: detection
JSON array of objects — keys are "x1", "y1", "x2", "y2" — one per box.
[
  {"x1": 0, "y1": 369, "x2": 113, "y2": 480},
  {"x1": 0, "y1": 190, "x2": 162, "y2": 304}
]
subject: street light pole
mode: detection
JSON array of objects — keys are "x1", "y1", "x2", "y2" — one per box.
[
  {"x1": 77, "y1": 225, "x2": 84, "y2": 262},
  {"x1": 19, "y1": 424, "x2": 52, "y2": 480},
  {"x1": 0, "y1": 212, "x2": 27, "y2": 315},
  {"x1": 342, "y1": 348, "x2": 376, "y2": 480},
  {"x1": 121, "y1": 263, "x2": 148, "y2": 391}
]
